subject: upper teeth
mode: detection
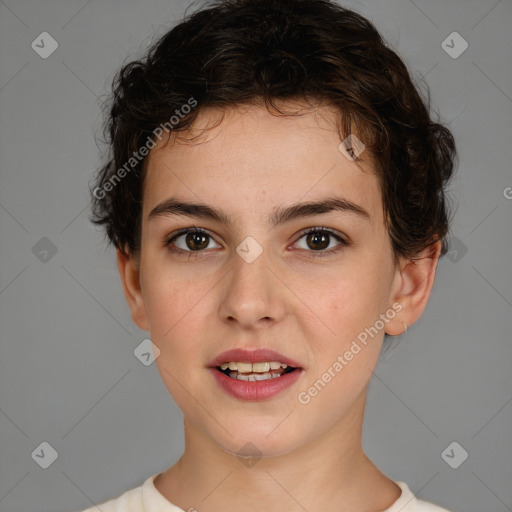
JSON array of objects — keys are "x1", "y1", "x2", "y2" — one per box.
[{"x1": 219, "y1": 361, "x2": 288, "y2": 373}]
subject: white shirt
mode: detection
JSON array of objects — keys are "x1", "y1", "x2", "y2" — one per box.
[{"x1": 77, "y1": 473, "x2": 452, "y2": 511}]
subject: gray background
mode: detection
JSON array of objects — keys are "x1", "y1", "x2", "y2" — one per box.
[{"x1": 0, "y1": 0, "x2": 511, "y2": 511}]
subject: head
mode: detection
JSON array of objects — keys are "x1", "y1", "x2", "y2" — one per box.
[{"x1": 90, "y1": 0, "x2": 456, "y2": 458}]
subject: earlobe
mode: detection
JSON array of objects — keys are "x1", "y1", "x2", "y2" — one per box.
[
  {"x1": 385, "y1": 240, "x2": 442, "y2": 336},
  {"x1": 116, "y1": 247, "x2": 150, "y2": 331}
]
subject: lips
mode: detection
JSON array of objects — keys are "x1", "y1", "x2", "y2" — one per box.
[
  {"x1": 207, "y1": 348, "x2": 303, "y2": 369},
  {"x1": 207, "y1": 348, "x2": 304, "y2": 401}
]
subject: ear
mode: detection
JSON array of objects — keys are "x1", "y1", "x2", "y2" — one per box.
[
  {"x1": 385, "y1": 240, "x2": 442, "y2": 336},
  {"x1": 116, "y1": 247, "x2": 150, "y2": 331}
]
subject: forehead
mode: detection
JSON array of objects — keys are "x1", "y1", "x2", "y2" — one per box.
[{"x1": 142, "y1": 103, "x2": 382, "y2": 227}]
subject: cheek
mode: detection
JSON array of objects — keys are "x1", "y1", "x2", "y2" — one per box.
[
  {"x1": 147, "y1": 277, "x2": 207, "y2": 407},
  {"x1": 141, "y1": 269, "x2": 209, "y2": 370},
  {"x1": 321, "y1": 269, "x2": 384, "y2": 331},
  {"x1": 143, "y1": 264, "x2": 201, "y2": 325},
  {"x1": 305, "y1": 259, "x2": 391, "y2": 374},
  {"x1": 301, "y1": 283, "x2": 384, "y2": 410}
]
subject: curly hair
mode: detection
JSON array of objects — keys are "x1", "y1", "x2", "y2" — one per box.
[{"x1": 90, "y1": 0, "x2": 457, "y2": 261}]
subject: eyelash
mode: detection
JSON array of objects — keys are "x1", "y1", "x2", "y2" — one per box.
[{"x1": 165, "y1": 226, "x2": 349, "y2": 259}]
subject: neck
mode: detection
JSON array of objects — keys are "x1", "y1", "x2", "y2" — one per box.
[{"x1": 154, "y1": 391, "x2": 401, "y2": 511}]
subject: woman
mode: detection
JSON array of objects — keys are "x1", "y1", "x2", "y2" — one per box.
[{"x1": 82, "y1": 0, "x2": 456, "y2": 510}]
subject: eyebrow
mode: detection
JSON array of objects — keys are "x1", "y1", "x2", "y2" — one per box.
[{"x1": 148, "y1": 195, "x2": 370, "y2": 227}]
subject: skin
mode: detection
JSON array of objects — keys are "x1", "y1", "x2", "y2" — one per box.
[{"x1": 117, "y1": 101, "x2": 441, "y2": 512}]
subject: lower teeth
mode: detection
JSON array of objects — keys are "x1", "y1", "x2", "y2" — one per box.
[{"x1": 228, "y1": 371, "x2": 283, "y2": 381}]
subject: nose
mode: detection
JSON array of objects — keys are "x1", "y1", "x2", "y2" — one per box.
[{"x1": 218, "y1": 244, "x2": 286, "y2": 329}]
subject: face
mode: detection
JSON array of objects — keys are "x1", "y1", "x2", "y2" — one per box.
[{"x1": 124, "y1": 102, "x2": 409, "y2": 458}]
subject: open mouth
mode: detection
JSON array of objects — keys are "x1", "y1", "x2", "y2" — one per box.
[{"x1": 216, "y1": 362, "x2": 298, "y2": 382}]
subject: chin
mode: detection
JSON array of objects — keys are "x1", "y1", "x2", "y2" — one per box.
[
  {"x1": 210, "y1": 420, "x2": 306, "y2": 460},
  {"x1": 219, "y1": 438, "x2": 299, "y2": 461}
]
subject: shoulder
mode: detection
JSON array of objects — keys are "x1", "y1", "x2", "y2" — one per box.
[
  {"x1": 387, "y1": 482, "x2": 453, "y2": 512},
  {"x1": 74, "y1": 483, "x2": 144, "y2": 512},
  {"x1": 73, "y1": 473, "x2": 154, "y2": 512},
  {"x1": 412, "y1": 501, "x2": 453, "y2": 512},
  {"x1": 73, "y1": 472, "x2": 186, "y2": 512}
]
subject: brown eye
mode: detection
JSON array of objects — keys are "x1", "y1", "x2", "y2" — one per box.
[
  {"x1": 184, "y1": 231, "x2": 209, "y2": 251},
  {"x1": 167, "y1": 228, "x2": 221, "y2": 254},
  {"x1": 305, "y1": 231, "x2": 330, "y2": 251},
  {"x1": 294, "y1": 227, "x2": 348, "y2": 257}
]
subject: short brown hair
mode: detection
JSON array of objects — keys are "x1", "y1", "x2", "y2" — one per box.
[{"x1": 90, "y1": 0, "x2": 457, "y2": 260}]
